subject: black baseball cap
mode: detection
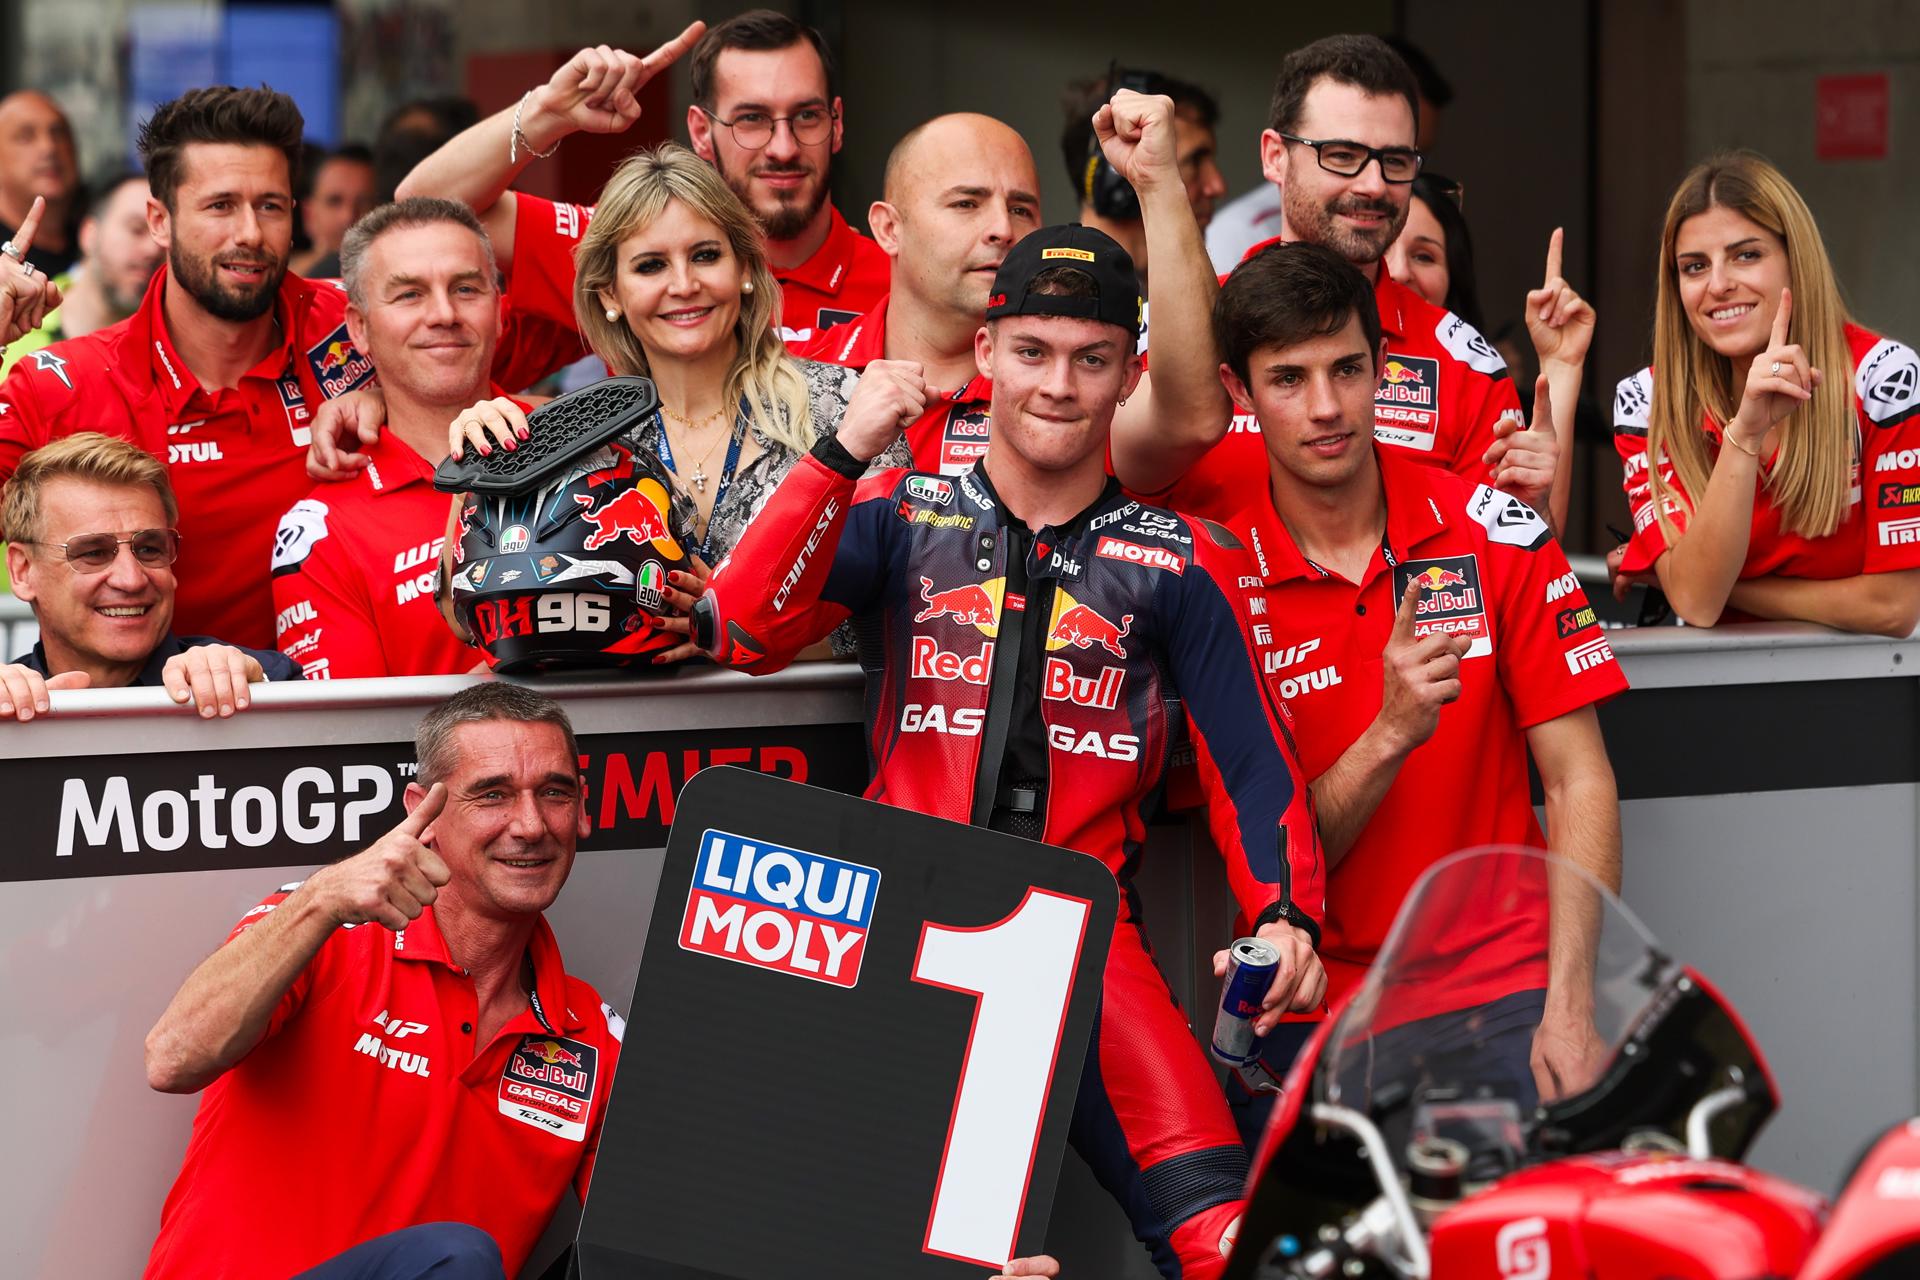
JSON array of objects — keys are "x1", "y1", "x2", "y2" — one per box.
[{"x1": 985, "y1": 223, "x2": 1142, "y2": 341}]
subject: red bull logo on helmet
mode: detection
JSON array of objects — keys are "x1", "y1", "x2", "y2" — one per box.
[
  {"x1": 681, "y1": 829, "x2": 880, "y2": 989},
  {"x1": 575, "y1": 479, "x2": 683, "y2": 557}
]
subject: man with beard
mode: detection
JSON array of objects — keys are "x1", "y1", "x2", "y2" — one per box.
[
  {"x1": 397, "y1": 17, "x2": 882, "y2": 350},
  {"x1": 0, "y1": 86, "x2": 377, "y2": 648},
  {"x1": 1156, "y1": 35, "x2": 1556, "y2": 527},
  {"x1": 2, "y1": 172, "x2": 166, "y2": 374},
  {"x1": 685, "y1": 11, "x2": 887, "y2": 344},
  {"x1": 269, "y1": 198, "x2": 491, "y2": 680}
]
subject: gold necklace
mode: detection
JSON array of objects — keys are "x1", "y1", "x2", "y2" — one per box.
[{"x1": 661, "y1": 404, "x2": 732, "y2": 494}]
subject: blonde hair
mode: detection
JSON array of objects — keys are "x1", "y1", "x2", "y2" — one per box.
[
  {"x1": 1648, "y1": 151, "x2": 1855, "y2": 540},
  {"x1": 573, "y1": 144, "x2": 813, "y2": 454},
  {"x1": 4, "y1": 432, "x2": 177, "y2": 543}
]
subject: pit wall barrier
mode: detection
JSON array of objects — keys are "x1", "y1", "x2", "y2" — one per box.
[{"x1": 0, "y1": 622, "x2": 1913, "y2": 1278}]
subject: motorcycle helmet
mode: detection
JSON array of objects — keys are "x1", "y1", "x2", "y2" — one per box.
[{"x1": 438, "y1": 377, "x2": 692, "y2": 672}]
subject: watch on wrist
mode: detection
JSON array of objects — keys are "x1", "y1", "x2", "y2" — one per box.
[{"x1": 1254, "y1": 898, "x2": 1320, "y2": 949}]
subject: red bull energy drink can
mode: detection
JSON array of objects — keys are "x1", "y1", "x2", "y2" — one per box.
[{"x1": 1210, "y1": 937, "x2": 1280, "y2": 1067}]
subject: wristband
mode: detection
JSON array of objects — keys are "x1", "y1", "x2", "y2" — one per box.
[
  {"x1": 510, "y1": 91, "x2": 561, "y2": 165},
  {"x1": 1254, "y1": 898, "x2": 1321, "y2": 949},
  {"x1": 811, "y1": 433, "x2": 867, "y2": 481}
]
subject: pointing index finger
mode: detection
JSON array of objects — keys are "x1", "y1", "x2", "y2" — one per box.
[
  {"x1": 1771, "y1": 287, "x2": 1792, "y2": 348},
  {"x1": 640, "y1": 20, "x2": 705, "y2": 77},
  {"x1": 1393, "y1": 578, "x2": 1421, "y2": 641},
  {"x1": 400, "y1": 782, "x2": 447, "y2": 835},
  {"x1": 1543, "y1": 226, "x2": 1563, "y2": 286},
  {"x1": 10, "y1": 196, "x2": 43, "y2": 258}
]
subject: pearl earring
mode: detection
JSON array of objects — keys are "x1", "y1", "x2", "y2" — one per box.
[
  {"x1": 605, "y1": 307, "x2": 619, "y2": 322},
  {"x1": 742, "y1": 280, "x2": 755, "y2": 294}
]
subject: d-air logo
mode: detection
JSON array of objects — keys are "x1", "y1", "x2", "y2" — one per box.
[
  {"x1": 1394, "y1": 555, "x2": 1491, "y2": 657},
  {"x1": 1496, "y1": 1217, "x2": 1550, "y2": 1280},
  {"x1": 680, "y1": 829, "x2": 879, "y2": 989},
  {"x1": 500, "y1": 1035, "x2": 599, "y2": 1141}
]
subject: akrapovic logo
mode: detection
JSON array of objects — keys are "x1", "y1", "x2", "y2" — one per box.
[{"x1": 57, "y1": 765, "x2": 396, "y2": 860}]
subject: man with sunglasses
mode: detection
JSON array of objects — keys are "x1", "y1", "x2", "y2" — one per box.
[
  {"x1": 0, "y1": 432, "x2": 295, "y2": 722},
  {"x1": 1151, "y1": 35, "x2": 1556, "y2": 528}
]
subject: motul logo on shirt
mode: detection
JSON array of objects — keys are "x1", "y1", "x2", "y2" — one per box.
[
  {"x1": 352, "y1": 1029, "x2": 431, "y2": 1077},
  {"x1": 168, "y1": 440, "x2": 224, "y2": 464},
  {"x1": 909, "y1": 636, "x2": 993, "y2": 685},
  {"x1": 1095, "y1": 536, "x2": 1186, "y2": 574},
  {"x1": 1043, "y1": 656, "x2": 1123, "y2": 709},
  {"x1": 1876, "y1": 448, "x2": 1920, "y2": 473}
]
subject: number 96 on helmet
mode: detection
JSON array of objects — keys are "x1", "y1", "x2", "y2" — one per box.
[{"x1": 447, "y1": 444, "x2": 692, "y2": 672}]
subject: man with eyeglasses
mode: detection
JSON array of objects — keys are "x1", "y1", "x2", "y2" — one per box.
[
  {"x1": 1150, "y1": 35, "x2": 1557, "y2": 529},
  {"x1": 0, "y1": 432, "x2": 296, "y2": 722},
  {"x1": 398, "y1": 15, "x2": 885, "y2": 351},
  {"x1": 685, "y1": 11, "x2": 888, "y2": 345}
]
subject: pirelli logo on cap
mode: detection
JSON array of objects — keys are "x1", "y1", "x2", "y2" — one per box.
[{"x1": 1041, "y1": 247, "x2": 1096, "y2": 262}]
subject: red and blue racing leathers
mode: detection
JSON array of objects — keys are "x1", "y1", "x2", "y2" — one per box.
[{"x1": 696, "y1": 439, "x2": 1325, "y2": 1279}]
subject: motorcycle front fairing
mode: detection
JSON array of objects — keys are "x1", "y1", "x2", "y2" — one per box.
[{"x1": 1229, "y1": 847, "x2": 1794, "y2": 1280}]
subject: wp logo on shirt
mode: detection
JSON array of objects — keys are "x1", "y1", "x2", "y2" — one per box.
[{"x1": 679, "y1": 830, "x2": 880, "y2": 988}]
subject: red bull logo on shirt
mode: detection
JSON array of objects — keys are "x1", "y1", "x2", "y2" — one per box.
[
  {"x1": 1373, "y1": 353, "x2": 1440, "y2": 440},
  {"x1": 304, "y1": 324, "x2": 376, "y2": 398},
  {"x1": 680, "y1": 830, "x2": 880, "y2": 989},
  {"x1": 914, "y1": 576, "x2": 1007, "y2": 636},
  {"x1": 1394, "y1": 555, "x2": 1490, "y2": 651},
  {"x1": 500, "y1": 1035, "x2": 600, "y2": 1141}
]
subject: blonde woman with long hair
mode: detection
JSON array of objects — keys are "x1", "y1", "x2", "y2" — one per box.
[
  {"x1": 1612, "y1": 151, "x2": 1920, "y2": 635},
  {"x1": 446, "y1": 144, "x2": 913, "y2": 661}
]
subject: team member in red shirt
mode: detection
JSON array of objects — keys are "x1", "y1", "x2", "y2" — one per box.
[
  {"x1": 1156, "y1": 36, "x2": 1559, "y2": 527},
  {"x1": 1212, "y1": 243, "x2": 1624, "y2": 1134},
  {"x1": 0, "y1": 86, "x2": 376, "y2": 649},
  {"x1": 270, "y1": 198, "x2": 494, "y2": 679},
  {"x1": 799, "y1": 91, "x2": 1231, "y2": 495},
  {"x1": 685, "y1": 11, "x2": 888, "y2": 343},
  {"x1": 1612, "y1": 152, "x2": 1920, "y2": 635},
  {"x1": 143, "y1": 685, "x2": 624, "y2": 1280}
]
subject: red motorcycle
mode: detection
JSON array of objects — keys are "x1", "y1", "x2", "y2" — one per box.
[{"x1": 1226, "y1": 848, "x2": 1920, "y2": 1279}]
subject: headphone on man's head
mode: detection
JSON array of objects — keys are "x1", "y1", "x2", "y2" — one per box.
[{"x1": 1082, "y1": 63, "x2": 1172, "y2": 223}]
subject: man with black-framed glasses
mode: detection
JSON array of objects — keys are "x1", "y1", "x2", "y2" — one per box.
[
  {"x1": 685, "y1": 11, "x2": 888, "y2": 345},
  {"x1": 0, "y1": 432, "x2": 295, "y2": 721},
  {"x1": 1152, "y1": 34, "x2": 1561, "y2": 534}
]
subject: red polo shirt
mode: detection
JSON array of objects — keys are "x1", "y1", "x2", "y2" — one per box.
[
  {"x1": 508, "y1": 192, "x2": 884, "y2": 350},
  {"x1": 145, "y1": 893, "x2": 623, "y2": 1280},
  {"x1": 270, "y1": 428, "x2": 485, "y2": 678},
  {"x1": 792, "y1": 294, "x2": 995, "y2": 474},
  {"x1": 1614, "y1": 323, "x2": 1920, "y2": 579},
  {"x1": 1157, "y1": 242, "x2": 1523, "y2": 520},
  {"x1": 773, "y1": 204, "x2": 891, "y2": 345},
  {"x1": 1226, "y1": 447, "x2": 1626, "y2": 1017},
  {"x1": 0, "y1": 270, "x2": 376, "y2": 648}
]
